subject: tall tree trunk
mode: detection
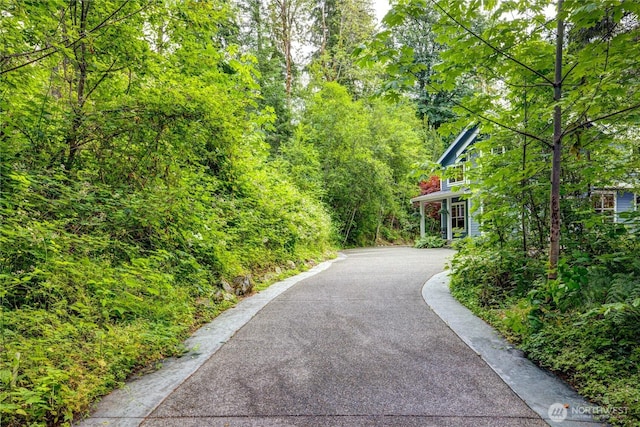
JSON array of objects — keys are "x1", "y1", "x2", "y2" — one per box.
[
  {"x1": 280, "y1": 0, "x2": 293, "y2": 97},
  {"x1": 343, "y1": 206, "x2": 357, "y2": 246},
  {"x1": 548, "y1": 0, "x2": 564, "y2": 280},
  {"x1": 522, "y1": 139, "x2": 528, "y2": 255},
  {"x1": 65, "y1": 0, "x2": 90, "y2": 171},
  {"x1": 521, "y1": 84, "x2": 528, "y2": 256},
  {"x1": 320, "y1": 0, "x2": 328, "y2": 56}
]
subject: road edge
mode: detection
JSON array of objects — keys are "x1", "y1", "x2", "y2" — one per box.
[
  {"x1": 422, "y1": 271, "x2": 605, "y2": 427},
  {"x1": 75, "y1": 254, "x2": 346, "y2": 427}
]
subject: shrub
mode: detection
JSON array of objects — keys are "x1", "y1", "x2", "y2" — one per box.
[
  {"x1": 414, "y1": 235, "x2": 446, "y2": 248},
  {"x1": 0, "y1": 166, "x2": 334, "y2": 425},
  {"x1": 449, "y1": 238, "x2": 545, "y2": 309},
  {"x1": 448, "y1": 231, "x2": 640, "y2": 426}
]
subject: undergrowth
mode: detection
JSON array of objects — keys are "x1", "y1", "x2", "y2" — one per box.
[
  {"x1": 414, "y1": 235, "x2": 446, "y2": 248},
  {"x1": 0, "y1": 169, "x2": 335, "y2": 426},
  {"x1": 449, "y1": 233, "x2": 640, "y2": 426}
]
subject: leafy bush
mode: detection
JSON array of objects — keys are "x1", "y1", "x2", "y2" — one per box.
[
  {"x1": 0, "y1": 166, "x2": 334, "y2": 426},
  {"x1": 449, "y1": 231, "x2": 640, "y2": 426},
  {"x1": 522, "y1": 318, "x2": 640, "y2": 426},
  {"x1": 449, "y1": 237, "x2": 545, "y2": 308},
  {"x1": 414, "y1": 235, "x2": 446, "y2": 248}
]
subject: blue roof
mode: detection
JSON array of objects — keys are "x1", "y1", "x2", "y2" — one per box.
[{"x1": 437, "y1": 125, "x2": 479, "y2": 167}]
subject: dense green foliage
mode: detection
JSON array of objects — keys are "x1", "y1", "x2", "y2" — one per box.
[
  {"x1": 0, "y1": 0, "x2": 429, "y2": 424},
  {"x1": 284, "y1": 82, "x2": 425, "y2": 245},
  {"x1": 0, "y1": 1, "x2": 335, "y2": 424},
  {"x1": 364, "y1": 3, "x2": 470, "y2": 129},
  {"x1": 413, "y1": 235, "x2": 445, "y2": 248},
  {"x1": 379, "y1": 1, "x2": 640, "y2": 424},
  {"x1": 450, "y1": 229, "x2": 640, "y2": 425}
]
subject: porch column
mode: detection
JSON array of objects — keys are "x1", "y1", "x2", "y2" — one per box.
[
  {"x1": 447, "y1": 197, "x2": 453, "y2": 240},
  {"x1": 419, "y1": 201, "x2": 425, "y2": 238}
]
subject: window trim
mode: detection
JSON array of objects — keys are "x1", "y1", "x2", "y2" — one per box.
[
  {"x1": 450, "y1": 201, "x2": 467, "y2": 233},
  {"x1": 592, "y1": 191, "x2": 617, "y2": 219},
  {"x1": 447, "y1": 164, "x2": 465, "y2": 186},
  {"x1": 491, "y1": 146, "x2": 506, "y2": 155}
]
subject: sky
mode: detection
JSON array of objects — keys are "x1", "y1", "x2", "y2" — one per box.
[{"x1": 373, "y1": 0, "x2": 391, "y2": 24}]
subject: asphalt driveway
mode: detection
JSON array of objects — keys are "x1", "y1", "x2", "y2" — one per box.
[{"x1": 138, "y1": 247, "x2": 546, "y2": 426}]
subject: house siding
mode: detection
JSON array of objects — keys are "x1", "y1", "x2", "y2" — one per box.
[{"x1": 469, "y1": 211, "x2": 481, "y2": 237}]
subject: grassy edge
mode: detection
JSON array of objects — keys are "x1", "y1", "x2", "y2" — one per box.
[
  {"x1": 1, "y1": 250, "x2": 338, "y2": 427},
  {"x1": 121, "y1": 250, "x2": 339, "y2": 384}
]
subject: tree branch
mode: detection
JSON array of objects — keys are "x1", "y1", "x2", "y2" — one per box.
[
  {"x1": 0, "y1": 0, "x2": 138, "y2": 76},
  {"x1": 424, "y1": 82, "x2": 552, "y2": 147},
  {"x1": 83, "y1": 59, "x2": 119, "y2": 102},
  {"x1": 1, "y1": 48, "x2": 64, "y2": 75},
  {"x1": 571, "y1": 40, "x2": 611, "y2": 127},
  {"x1": 431, "y1": 0, "x2": 555, "y2": 86},
  {"x1": 88, "y1": 0, "x2": 132, "y2": 33},
  {"x1": 560, "y1": 61, "x2": 579, "y2": 85},
  {"x1": 562, "y1": 102, "x2": 640, "y2": 137},
  {"x1": 0, "y1": 45, "x2": 58, "y2": 63},
  {"x1": 477, "y1": 63, "x2": 553, "y2": 88}
]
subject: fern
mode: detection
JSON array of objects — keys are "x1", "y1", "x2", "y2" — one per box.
[
  {"x1": 581, "y1": 265, "x2": 610, "y2": 307},
  {"x1": 601, "y1": 274, "x2": 640, "y2": 341}
]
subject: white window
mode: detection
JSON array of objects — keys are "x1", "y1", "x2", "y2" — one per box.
[
  {"x1": 451, "y1": 201, "x2": 466, "y2": 232},
  {"x1": 592, "y1": 191, "x2": 616, "y2": 217},
  {"x1": 447, "y1": 164, "x2": 465, "y2": 185},
  {"x1": 491, "y1": 146, "x2": 506, "y2": 155}
]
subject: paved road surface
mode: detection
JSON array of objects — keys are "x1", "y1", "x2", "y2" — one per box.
[{"x1": 140, "y1": 247, "x2": 545, "y2": 426}]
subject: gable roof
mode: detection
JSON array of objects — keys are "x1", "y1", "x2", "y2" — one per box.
[{"x1": 437, "y1": 125, "x2": 479, "y2": 166}]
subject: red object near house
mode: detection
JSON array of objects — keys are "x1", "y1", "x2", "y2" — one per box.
[{"x1": 418, "y1": 176, "x2": 441, "y2": 220}]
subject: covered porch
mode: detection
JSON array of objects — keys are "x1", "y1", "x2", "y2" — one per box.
[{"x1": 410, "y1": 190, "x2": 472, "y2": 240}]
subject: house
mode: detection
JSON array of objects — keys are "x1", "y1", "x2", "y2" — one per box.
[
  {"x1": 411, "y1": 125, "x2": 481, "y2": 240},
  {"x1": 411, "y1": 125, "x2": 638, "y2": 240},
  {"x1": 591, "y1": 186, "x2": 637, "y2": 221}
]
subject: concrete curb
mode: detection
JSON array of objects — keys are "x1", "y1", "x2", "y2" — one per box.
[
  {"x1": 422, "y1": 271, "x2": 605, "y2": 427},
  {"x1": 76, "y1": 255, "x2": 346, "y2": 427}
]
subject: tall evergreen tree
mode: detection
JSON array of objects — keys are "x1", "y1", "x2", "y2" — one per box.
[
  {"x1": 237, "y1": 0, "x2": 293, "y2": 151},
  {"x1": 385, "y1": 5, "x2": 467, "y2": 129}
]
